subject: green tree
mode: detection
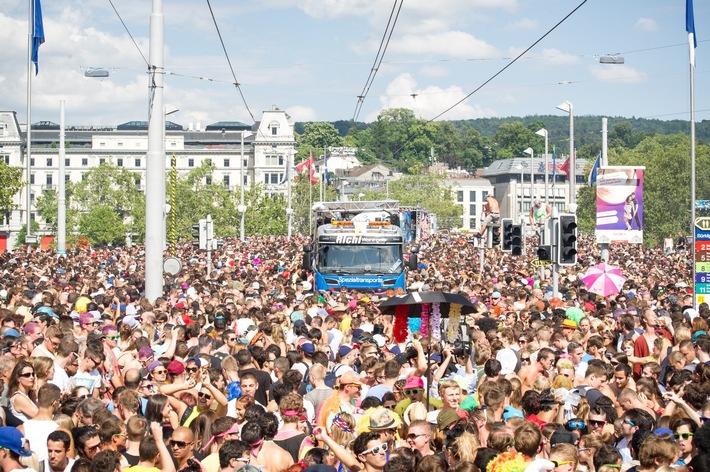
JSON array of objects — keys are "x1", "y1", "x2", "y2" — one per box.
[
  {"x1": 243, "y1": 184, "x2": 288, "y2": 235},
  {"x1": 14, "y1": 220, "x2": 40, "y2": 248},
  {"x1": 79, "y1": 205, "x2": 126, "y2": 246},
  {"x1": 492, "y1": 122, "x2": 538, "y2": 159},
  {"x1": 71, "y1": 162, "x2": 142, "y2": 218},
  {"x1": 0, "y1": 160, "x2": 24, "y2": 214},
  {"x1": 576, "y1": 133, "x2": 710, "y2": 247},
  {"x1": 296, "y1": 122, "x2": 344, "y2": 162}
]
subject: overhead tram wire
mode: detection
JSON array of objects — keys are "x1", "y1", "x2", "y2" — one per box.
[
  {"x1": 352, "y1": 0, "x2": 404, "y2": 123},
  {"x1": 107, "y1": 0, "x2": 149, "y2": 66},
  {"x1": 205, "y1": 0, "x2": 259, "y2": 128},
  {"x1": 391, "y1": 0, "x2": 590, "y2": 158}
]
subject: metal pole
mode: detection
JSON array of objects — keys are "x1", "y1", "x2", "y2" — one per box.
[
  {"x1": 551, "y1": 211, "x2": 559, "y2": 298},
  {"x1": 144, "y1": 0, "x2": 165, "y2": 302},
  {"x1": 287, "y1": 149, "x2": 292, "y2": 239},
  {"x1": 543, "y1": 131, "x2": 549, "y2": 205},
  {"x1": 569, "y1": 104, "x2": 576, "y2": 207},
  {"x1": 600, "y1": 118, "x2": 609, "y2": 263},
  {"x1": 240, "y1": 131, "x2": 246, "y2": 242},
  {"x1": 57, "y1": 100, "x2": 66, "y2": 254},
  {"x1": 691, "y1": 50, "x2": 697, "y2": 308},
  {"x1": 206, "y1": 214, "x2": 212, "y2": 276},
  {"x1": 170, "y1": 153, "x2": 176, "y2": 254},
  {"x1": 25, "y1": 0, "x2": 34, "y2": 246}
]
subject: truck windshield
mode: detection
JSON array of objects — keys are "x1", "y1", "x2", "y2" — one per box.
[{"x1": 317, "y1": 244, "x2": 403, "y2": 274}]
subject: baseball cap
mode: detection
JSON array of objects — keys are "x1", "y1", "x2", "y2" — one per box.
[
  {"x1": 550, "y1": 428, "x2": 577, "y2": 446},
  {"x1": 338, "y1": 345, "x2": 353, "y2": 358},
  {"x1": 300, "y1": 342, "x2": 315, "y2": 356},
  {"x1": 491, "y1": 291, "x2": 501, "y2": 299},
  {"x1": 0, "y1": 427, "x2": 31, "y2": 457},
  {"x1": 404, "y1": 377, "x2": 424, "y2": 389},
  {"x1": 3, "y1": 328, "x2": 20, "y2": 338},
  {"x1": 437, "y1": 408, "x2": 460, "y2": 430},
  {"x1": 36, "y1": 306, "x2": 59, "y2": 318},
  {"x1": 147, "y1": 361, "x2": 163, "y2": 373},
  {"x1": 167, "y1": 360, "x2": 185, "y2": 375}
]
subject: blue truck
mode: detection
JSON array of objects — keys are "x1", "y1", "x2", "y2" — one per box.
[{"x1": 303, "y1": 200, "x2": 419, "y2": 292}]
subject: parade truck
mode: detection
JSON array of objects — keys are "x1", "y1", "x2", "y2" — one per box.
[{"x1": 303, "y1": 200, "x2": 419, "y2": 292}]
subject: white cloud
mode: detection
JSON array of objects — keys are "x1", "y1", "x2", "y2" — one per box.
[
  {"x1": 286, "y1": 106, "x2": 317, "y2": 122},
  {"x1": 390, "y1": 31, "x2": 498, "y2": 59},
  {"x1": 418, "y1": 65, "x2": 449, "y2": 78},
  {"x1": 368, "y1": 73, "x2": 496, "y2": 121},
  {"x1": 507, "y1": 47, "x2": 580, "y2": 67},
  {"x1": 508, "y1": 18, "x2": 538, "y2": 31},
  {"x1": 588, "y1": 64, "x2": 647, "y2": 84},
  {"x1": 634, "y1": 17, "x2": 658, "y2": 32}
]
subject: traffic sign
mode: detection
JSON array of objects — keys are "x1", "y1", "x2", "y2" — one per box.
[
  {"x1": 696, "y1": 262, "x2": 710, "y2": 273},
  {"x1": 696, "y1": 284, "x2": 710, "y2": 295},
  {"x1": 696, "y1": 217, "x2": 710, "y2": 231},
  {"x1": 697, "y1": 273, "x2": 710, "y2": 284},
  {"x1": 696, "y1": 216, "x2": 710, "y2": 307}
]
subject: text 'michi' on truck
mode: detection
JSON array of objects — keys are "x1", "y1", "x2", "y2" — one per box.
[{"x1": 302, "y1": 200, "x2": 431, "y2": 294}]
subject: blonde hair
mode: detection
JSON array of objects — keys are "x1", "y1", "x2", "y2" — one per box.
[
  {"x1": 551, "y1": 374, "x2": 574, "y2": 390},
  {"x1": 330, "y1": 412, "x2": 355, "y2": 449},
  {"x1": 550, "y1": 443, "x2": 578, "y2": 466},
  {"x1": 450, "y1": 431, "x2": 478, "y2": 462},
  {"x1": 532, "y1": 375, "x2": 551, "y2": 393}
]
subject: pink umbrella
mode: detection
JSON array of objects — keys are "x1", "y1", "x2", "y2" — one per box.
[{"x1": 581, "y1": 262, "x2": 626, "y2": 297}]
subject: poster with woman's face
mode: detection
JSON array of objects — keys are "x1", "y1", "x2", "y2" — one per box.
[{"x1": 596, "y1": 167, "x2": 644, "y2": 244}]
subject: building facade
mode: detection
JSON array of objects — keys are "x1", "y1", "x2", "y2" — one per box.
[{"x1": 0, "y1": 107, "x2": 295, "y2": 250}]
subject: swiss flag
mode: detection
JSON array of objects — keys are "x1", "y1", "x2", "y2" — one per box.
[
  {"x1": 296, "y1": 151, "x2": 314, "y2": 173},
  {"x1": 559, "y1": 157, "x2": 571, "y2": 180}
]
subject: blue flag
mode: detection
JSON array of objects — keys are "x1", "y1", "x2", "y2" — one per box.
[
  {"x1": 687, "y1": 0, "x2": 697, "y2": 66},
  {"x1": 551, "y1": 146, "x2": 557, "y2": 186},
  {"x1": 588, "y1": 152, "x2": 601, "y2": 186},
  {"x1": 32, "y1": 0, "x2": 45, "y2": 75}
]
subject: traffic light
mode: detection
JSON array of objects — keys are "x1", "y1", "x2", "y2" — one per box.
[
  {"x1": 557, "y1": 213, "x2": 578, "y2": 266},
  {"x1": 491, "y1": 225, "x2": 501, "y2": 248},
  {"x1": 192, "y1": 219, "x2": 207, "y2": 250},
  {"x1": 537, "y1": 245, "x2": 552, "y2": 261},
  {"x1": 501, "y1": 218, "x2": 513, "y2": 253}
]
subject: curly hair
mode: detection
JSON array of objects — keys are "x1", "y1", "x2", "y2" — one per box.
[{"x1": 279, "y1": 393, "x2": 304, "y2": 424}]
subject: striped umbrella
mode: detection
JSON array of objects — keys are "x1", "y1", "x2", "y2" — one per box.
[{"x1": 581, "y1": 262, "x2": 626, "y2": 297}]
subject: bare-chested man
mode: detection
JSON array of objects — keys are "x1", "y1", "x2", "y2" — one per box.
[
  {"x1": 478, "y1": 194, "x2": 500, "y2": 236},
  {"x1": 519, "y1": 347, "x2": 555, "y2": 393}
]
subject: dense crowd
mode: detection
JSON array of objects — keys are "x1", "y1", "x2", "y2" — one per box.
[{"x1": 0, "y1": 231, "x2": 706, "y2": 472}]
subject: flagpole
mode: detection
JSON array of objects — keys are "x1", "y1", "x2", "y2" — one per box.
[
  {"x1": 25, "y1": 0, "x2": 35, "y2": 246},
  {"x1": 688, "y1": 0, "x2": 697, "y2": 308},
  {"x1": 309, "y1": 149, "x2": 313, "y2": 235}
]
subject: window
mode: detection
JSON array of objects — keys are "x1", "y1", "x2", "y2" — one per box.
[
  {"x1": 117, "y1": 158, "x2": 123, "y2": 167},
  {"x1": 469, "y1": 191, "x2": 476, "y2": 202},
  {"x1": 243, "y1": 159, "x2": 248, "y2": 168},
  {"x1": 223, "y1": 175, "x2": 230, "y2": 186},
  {"x1": 31, "y1": 212, "x2": 36, "y2": 222},
  {"x1": 117, "y1": 142, "x2": 123, "y2": 147},
  {"x1": 46, "y1": 158, "x2": 53, "y2": 167},
  {"x1": 65, "y1": 175, "x2": 70, "y2": 182},
  {"x1": 188, "y1": 158, "x2": 194, "y2": 167},
  {"x1": 30, "y1": 158, "x2": 35, "y2": 166},
  {"x1": 30, "y1": 174, "x2": 35, "y2": 184},
  {"x1": 99, "y1": 158, "x2": 106, "y2": 165},
  {"x1": 482, "y1": 191, "x2": 489, "y2": 200},
  {"x1": 46, "y1": 174, "x2": 53, "y2": 185},
  {"x1": 30, "y1": 193, "x2": 35, "y2": 202},
  {"x1": 243, "y1": 175, "x2": 248, "y2": 185},
  {"x1": 64, "y1": 158, "x2": 70, "y2": 167},
  {"x1": 2, "y1": 155, "x2": 9, "y2": 165},
  {"x1": 457, "y1": 191, "x2": 463, "y2": 203},
  {"x1": 271, "y1": 126, "x2": 278, "y2": 135},
  {"x1": 82, "y1": 158, "x2": 88, "y2": 166},
  {"x1": 205, "y1": 159, "x2": 212, "y2": 166},
  {"x1": 470, "y1": 204, "x2": 477, "y2": 217},
  {"x1": 100, "y1": 142, "x2": 106, "y2": 147},
  {"x1": 223, "y1": 159, "x2": 230, "y2": 168},
  {"x1": 264, "y1": 173, "x2": 283, "y2": 184},
  {"x1": 264, "y1": 154, "x2": 284, "y2": 166},
  {"x1": 134, "y1": 158, "x2": 141, "y2": 167},
  {"x1": 206, "y1": 176, "x2": 212, "y2": 185}
]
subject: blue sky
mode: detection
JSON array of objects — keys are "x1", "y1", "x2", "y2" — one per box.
[{"x1": 1, "y1": 0, "x2": 707, "y2": 128}]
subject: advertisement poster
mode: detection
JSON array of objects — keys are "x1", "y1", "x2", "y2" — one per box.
[{"x1": 596, "y1": 167, "x2": 644, "y2": 244}]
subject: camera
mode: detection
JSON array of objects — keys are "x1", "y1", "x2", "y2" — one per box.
[
  {"x1": 405, "y1": 347, "x2": 418, "y2": 360},
  {"x1": 451, "y1": 340, "x2": 471, "y2": 358}
]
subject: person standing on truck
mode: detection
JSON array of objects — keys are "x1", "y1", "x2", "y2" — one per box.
[
  {"x1": 529, "y1": 200, "x2": 552, "y2": 235},
  {"x1": 477, "y1": 194, "x2": 500, "y2": 237}
]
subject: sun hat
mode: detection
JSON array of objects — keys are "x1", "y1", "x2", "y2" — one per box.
[
  {"x1": 437, "y1": 408, "x2": 460, "y2": 430},
  {"x1": 369, "y1": 408, "x2": 400, "y2": 431}
]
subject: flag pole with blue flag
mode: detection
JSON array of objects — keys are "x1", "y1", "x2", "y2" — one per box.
[
  {"x1": 687, "y1": 0, "x2": 698, "y2": 307},
  {"x1": 588, "y1": 152, "x2": 601, "y2": 186},
  {"x1": 551, "y1": 146, "x2": 556, "y2": 189},
  {"x1": 25, "y1": 0, "x2": 45, "y2": 245}
]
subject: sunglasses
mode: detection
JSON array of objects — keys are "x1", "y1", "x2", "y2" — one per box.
[
  {"x1": 551, "y1": 460, "x2": 574, "y2": 467},
  {"x1": 361, "y1": 443, "x2": 388, "y2": 455},
  {"x1": 624, "y1": 419, "x2": 636, "y2": 427},
  {"x1": 383, "y1": 404, "x2": 396, "y2": 410},
  {"x1": 152, "y1": 369, "x2": 167, "y2": 375},
  {"x1": 198, "y1": 392, "x2": 212, "y2": 400},
  {"x1": 85, "y1": 444, "x2": 101, "y2": 453},
  {"x1": 565, "y1": 419, "x2": 586, "y2": 431},
  {"x1": 674, "y1": 432, "x2": 694, "y2": 440},
  {"x1": 169, "y1": 440, "x2": 193, "y2": 449},
  {"x1": 406, "y1": 433, "x2": 428, "y2": 440},
  {"x1": 518, "y1": 339, "x2": 527, "y2": 344},
  {"x1": 186, "y1": 367, "x2": 199, "y2": 373},
  {"x1": 404, "y1": 389, "x2": 422, "y2": 395},
  {"x1": 19, "y1": 371, "x2": 35, "y2": 378},
  {"x1": 140, "y1": 384, "x2": 156, "y2": 390},
  {"x1": 105, "y1": 335, "x2": 120, "y2": 340},
  {"x1": 588, "y1": 419, "x2": 606, "y2": 427}
]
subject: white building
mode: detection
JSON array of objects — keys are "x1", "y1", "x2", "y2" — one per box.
[
  {"x1": 447, "y1": 178, "x2": 495, "y2": 231},
  {"x1": 0, "y1": 107, "x2": 295, "y2": 251}
]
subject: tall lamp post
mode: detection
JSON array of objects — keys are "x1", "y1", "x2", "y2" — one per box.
[
  {"x1": 555, "y1": 101, "x2": 575, "y2": 211},
  {"x1": 524, "y1": 147, "x2": 534, "y2": 209},
  {"x1": 286, "y1": 148, "x2": 294, "y2": 239},
  {"x1": 238, "y1": 130, "x2": 253, "y2": 242},
  {"x1": 536, "y1": 128, "x2": 549, "y2": 205}
]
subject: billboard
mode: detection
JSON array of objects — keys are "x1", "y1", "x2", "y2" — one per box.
[{"x1": 595, "y1": 166, "x2": 644, "y2": 244}]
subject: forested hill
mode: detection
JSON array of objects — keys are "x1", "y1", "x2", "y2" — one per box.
[{"x1": 295, "y1": 115, "x2": 710, "y2": 148}]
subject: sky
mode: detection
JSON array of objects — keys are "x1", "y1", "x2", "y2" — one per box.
[{"x1": 1, "y1": 0, "x2": 707, "y2": 129}]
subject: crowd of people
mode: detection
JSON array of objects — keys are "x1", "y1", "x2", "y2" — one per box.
[{"x1": 0, "y1": 230, "x2": 706, "y2": 472}]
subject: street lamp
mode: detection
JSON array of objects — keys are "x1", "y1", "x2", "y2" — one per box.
[
  {"x1": 524, "y1": 147, "x2": 534, "y2": 213},
  {"x1": 536, "y1": 128, "x2": 549, "y2": 205},
  {"x1": 239, "y1": 130, "x2": 253, "y2": 242},
  {"x1": 555, "y1": 101, "x2": 575, "y2": 210},
  {"x1": 340, "y1": 180, "x2": 349, "y2": 201},
  {"x1": 286, "y1": 148, "x2": 295, "y2": 239},
  {"x1": 358, "y1": 193, "x2": 365, "y2": 201},
  {"x1": 514, "y1": 164, "x2": 523, "y2": 221}
]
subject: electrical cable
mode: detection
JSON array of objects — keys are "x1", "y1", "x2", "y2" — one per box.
[
  {"x1": 107, "y1": 0, "x2": 148, "y2": 66},
  {"x1": 391, "y1": 0, "x2": 590, "y2": 157},
  {"x1": 352, "y1": 0, "x2": 404, "y2": 122}
]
